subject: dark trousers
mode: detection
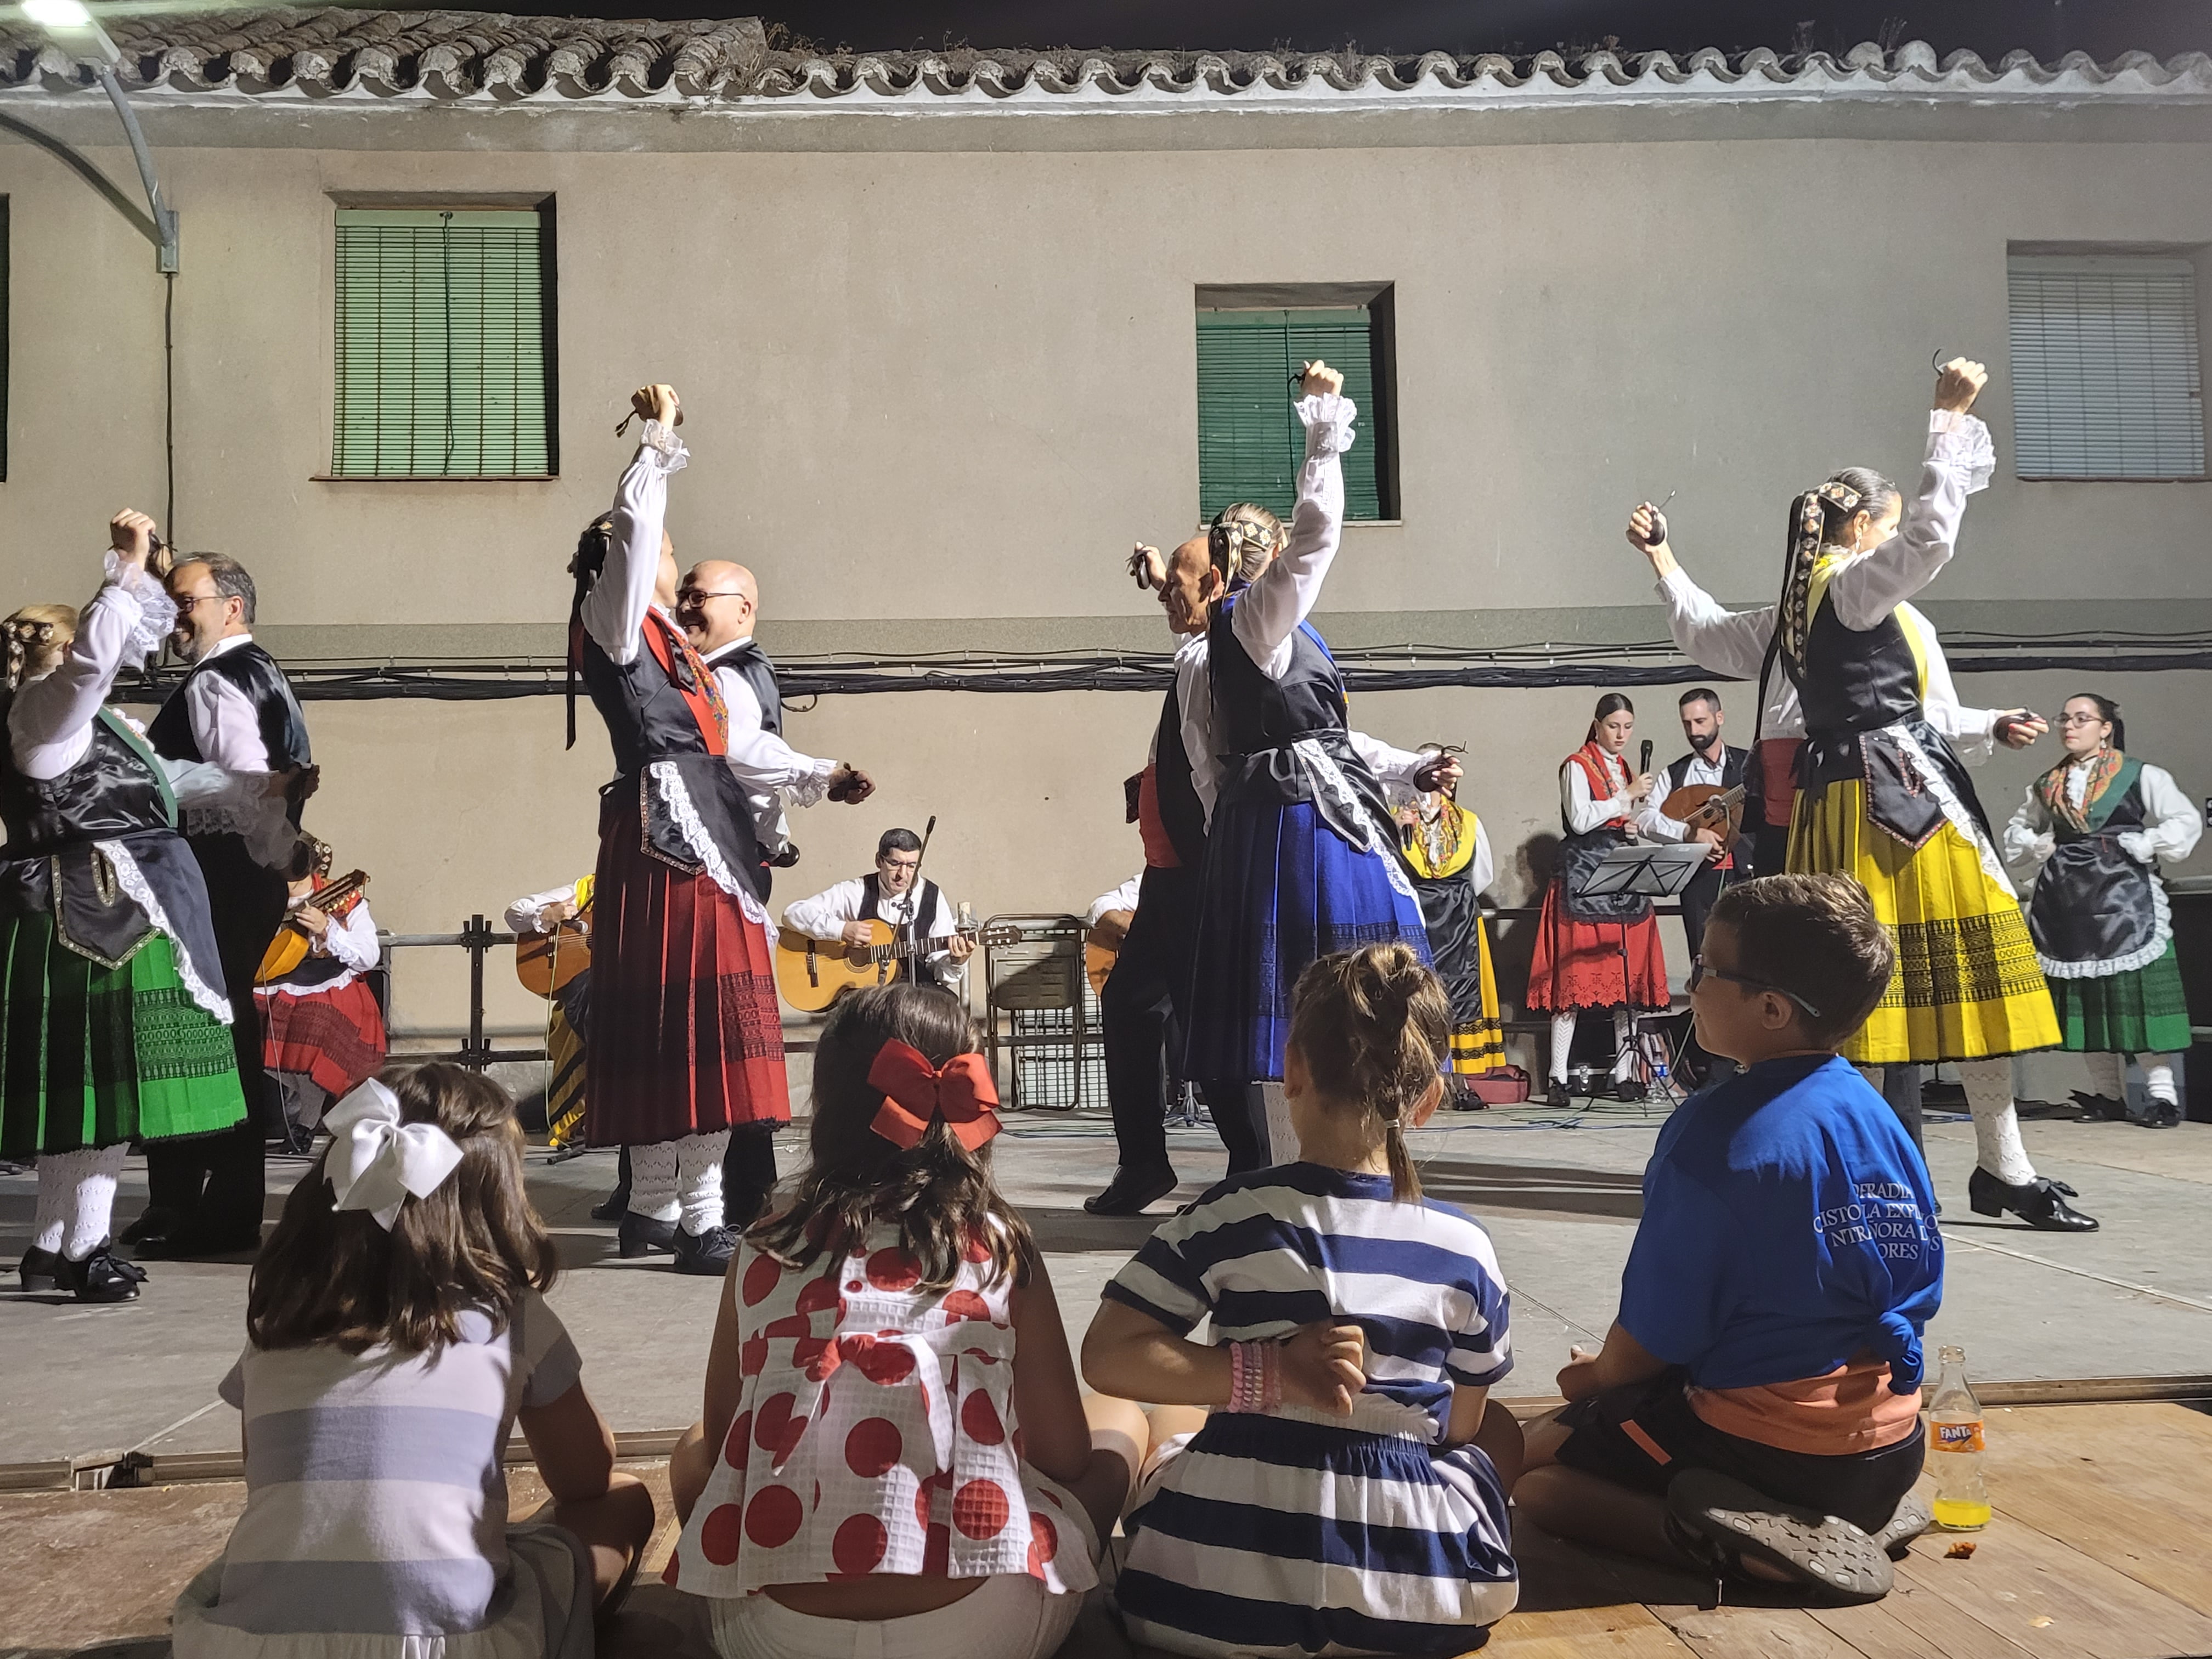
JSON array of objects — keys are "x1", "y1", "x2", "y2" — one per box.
[
  {"x1": 1751, "y1": 822, "x2": 1790, "y2": 884},
  {"x1": 1102, "y1": 865, "x2": 1249, "y2": 1177},
  {"x1": 146, "y1": 834, "x2": 284, "y2": 1237},
  {"x1": 723, "y1": 1122, "x2": 779, "y2": 1231}
]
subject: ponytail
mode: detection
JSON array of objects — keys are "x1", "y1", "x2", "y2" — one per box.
[
  {"x1": 1774, "y1": 468, "x2": 1900, "y2": 688},
  {"x1": 1286, "y1": 943, "x2": 1451, "y2": 1201}
]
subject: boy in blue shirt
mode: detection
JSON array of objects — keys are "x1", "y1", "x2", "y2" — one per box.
[{"x1": 1514, "y1": 873, "x2": 1941, "y2": 1604}]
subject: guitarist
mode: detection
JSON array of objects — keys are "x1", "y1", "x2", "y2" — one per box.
[
  {"x1": 781, "y1": 830, "x2": 973, "y2": 992},
  {"x1": 1644, "y1": 687, "x2": 1750, "y2": 959},
  {"x1": 256, "y1": 836, "x2": 385, "y2": 1152}
]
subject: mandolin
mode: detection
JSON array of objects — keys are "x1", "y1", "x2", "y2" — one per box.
[
  {"x1": 775, "y1": 919, "x2": 1022, "y2": 1014},
  {"x1": 1662, "y1": 782, "x2": 1746, "y2": 851},
  {"x1": 256, "y1": 870, "x2": 369, "y2": 986}
]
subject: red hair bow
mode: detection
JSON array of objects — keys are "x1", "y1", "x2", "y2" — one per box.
[{"x1": 867, "y1": 1041, "x2": 1002, "y2": 1152}]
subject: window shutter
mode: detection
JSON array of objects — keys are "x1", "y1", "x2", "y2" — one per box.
[
  {"x1": 1197, "y1": 307, "x2": 1381, "y2": 523},
  {"x1": 2008, "y1": 255, "x2": 2205, "y2": 480},
  {"x1": 332, "y1": 207, "x2": 556, "y2": 478}
]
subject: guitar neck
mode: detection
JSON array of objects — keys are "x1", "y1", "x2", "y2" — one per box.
[{"x1": 867, "y1": 929, "x2": 967, "y2": 964}]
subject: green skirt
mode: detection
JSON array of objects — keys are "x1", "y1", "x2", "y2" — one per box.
[
  {"x1": 2049, "y1": 939, "x2": 2193, "y2": 1057},
  {"x1": 1, "y1": 909, "x2": 247, "y2": 1158}
]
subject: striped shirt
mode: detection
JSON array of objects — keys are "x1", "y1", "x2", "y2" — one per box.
[
  {"x1": 1105, "y1": 1164, "x2": 1519, "y2": 1655},
  {"x1": 204, "y1": 1290, "x2": 582, "y2": 1638}
]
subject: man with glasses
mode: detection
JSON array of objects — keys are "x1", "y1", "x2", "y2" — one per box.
[{"x1": 782, "y1": 830, "x2": 974, "y2": 995}]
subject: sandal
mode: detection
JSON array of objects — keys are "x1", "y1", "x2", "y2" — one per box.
[{"x1": 1666, "y1": 1470, "x2": 1893, "y2": 1604}]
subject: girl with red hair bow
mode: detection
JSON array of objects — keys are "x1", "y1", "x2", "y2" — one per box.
[{"x1": 666, "y1": 983, "x2": 1145, "y2": 1659}]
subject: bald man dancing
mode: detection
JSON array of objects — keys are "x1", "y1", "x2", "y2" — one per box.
[{"x1": 679, "y1": 557, "x2": 874, "y2": 1228}]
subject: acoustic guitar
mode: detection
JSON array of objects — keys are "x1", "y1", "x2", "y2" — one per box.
[
  {"x1": 1085, "y1": 909, "x2": 1133, "y2": 999},
  {"x1": 1661, "y1": 782, "x2": 1747, "y2": 853},
  {"x1": 517, "y1": 918, "x2": 592, "y2": 1000},
  {"x1": 256, "y1": 870, "x2": 369, "y2": 986},
  {"x1": 776, "y1": 919, "x2": 1022, "y2": 1014}
]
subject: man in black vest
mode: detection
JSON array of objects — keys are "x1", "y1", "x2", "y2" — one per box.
[
  {"x1": 681, "y1": 556, "x2": 872, "y2": 1229},
  {"x1": 1646, "y1": 687, "x2": 1750, "y2": 960},
  {"x1": 781, "y1": 832, "x2": 972, "y2": 992},
  {"x1": 132, "y1": 552, "x2": 312, "y2": 1257}
]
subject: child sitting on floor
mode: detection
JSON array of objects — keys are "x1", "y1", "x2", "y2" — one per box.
[
  {"x1": 1084, "y1": 943, "x2": 1523, "y2": 1657},
  {"x1": 173, "y1": 1063, "x2": 654, "y2": 1658},
  {"x1": 1515, "y1": 873, "x2": 1943, "y2": 1605},
  {"x1": 667, "y1": 982, "x2": 1144, "y2": 1659}
]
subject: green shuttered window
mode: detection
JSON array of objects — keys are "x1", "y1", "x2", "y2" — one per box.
[
  {"x1": 1197, "y1": 307, "x2": 1386, "y2": 523},
  {"x1": 332, "y1": 206, "x2": 557, "y2": 478},
  {"x1": 2008, "y1": 255, "x2": 2205, "y2": 480}
]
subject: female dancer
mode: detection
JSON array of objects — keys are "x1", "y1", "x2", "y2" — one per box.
[
  {"x1": 1628, "y1": 357, "x2": 2089, "y2": 1230},
  {"x1": 2005, "y1": 695, "x2": 2199, "y2": 1128},
  {"x1": 1527, "y1": 695, "x2": 1669, "y2": 1105}
]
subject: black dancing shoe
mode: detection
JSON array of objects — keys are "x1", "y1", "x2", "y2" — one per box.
[
  {"x1": 1545, "y1": 1081, "x2": 1573, "y2": 1109},
  {"x1": 19, "y1": 1246, "x2": 60, "y2": 1293},
  {"x1": 1084, "y1": 1165, "x2": 1178, "y2": 1217},
  {"x1": 617, "y1": 1211, "x2": 676, "y2": 1258},
  {"x1": 590, "y1": 1185, "x2": 632, "y2": 1223},
  {"x1": 56, "y1": 1244, "x2": 144, "y2": 1304},
  {"x1": 1967, "y1": 1167, "x2": 2098, "y2": 1232},
  {"x1": 672, "y1": 1224, "x2": 737, "y2": 1277},
  {"x1": 1615, "y1": 1077, "x2": 1647, "y2": 1104},
  {"x1": 2146, "y1": 1100, "x2": 2184, "y2": 1130},
  {"x1": 117, "y1": 1205, "x2": 185, "y2": 1249}
]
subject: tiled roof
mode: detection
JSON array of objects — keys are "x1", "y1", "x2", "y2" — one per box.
[{"x1": 3, "y1": 7, "x2": 2208, "y2": 103}]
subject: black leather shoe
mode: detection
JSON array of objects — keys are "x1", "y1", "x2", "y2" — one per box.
[
  {"x1": 117, "y1": 1205, "x2": 185, "y2": 1249},
  {"x1": 136, "y1": 1223, "x2": 262, "y2": 1260},
  {"x1": 1545, "y1": 1081, "x2": 1572, "y2": 1108},
  {"x1": 57, "y1": 1244, "x2": 143, "y2": 1303},
  {"x1": 2069, "y1": 1090, "x2": 2130, "y2": 1122},
  {"x1": 1085, "y1": 1165, "x2": 1178, "y2": 1217},
  {"x1": 617, "y1": 1211, "x2": 676, "y2": 1258},
  {"x1": 1615, "y1": 1077, "x2": 1647, "y2": 1103},
  {"x1": 19, "y1": 1246, "x2": 60, "y2": 1293},
  {"x1": 2147, "y1": 1100, "x2": 2184, "y2": 1129},
  {"x1": 590, "y1": 1186, "x2": 632, "y2": 1223},
  {"x1": 1967, "y1": 1167, "x2": 2098, "y2": 1232},
  {"x1": 672, "y1": 1224, "x2": 737, "y2": 1276}
]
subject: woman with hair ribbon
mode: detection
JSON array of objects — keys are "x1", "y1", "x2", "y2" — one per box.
[{"x1": 1628, "y1": 357, "x2": 2090, "y2": 1231}]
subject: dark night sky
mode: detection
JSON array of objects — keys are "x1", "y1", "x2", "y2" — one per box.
[{"x1": 506, "y1": 1, "x2": 2211, "y2": 61}]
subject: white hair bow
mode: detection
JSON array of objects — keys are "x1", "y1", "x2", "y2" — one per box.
[{"x1": 324, "y1": 1077, "x2": 464, "y2": 1230}]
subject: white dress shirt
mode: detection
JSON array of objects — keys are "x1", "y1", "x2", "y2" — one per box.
[
  {"x1": 781, "y1": 877, "x2": 964, "y2": 988},
  {"x1": 1087, "y1": 875, "x2": 1144, "y2": 927},
  {"x1": 701, "y1": 638, "x2": 838, "y2": 854},
  {"x1": 506, "y1": 879, "x2": 590, "y2": 936},
  {"x1": 1641, "y1": 749, "x2": 1728, "y2": 844},
  {"x1": 2003, "y1": 759, "x2": 2202, "y2": 873},
  {"x1": 578, "y1": 421, "x2": 683, "y2": 665},
  {"x1": 1560, "y1": 748, "x2": 1642, "y2": 836},
  {"x1": 256, "y1": 897, "x2": 380, "y2": 997},
  {"x1": 180, "y1": 632, "x2": 276, "y2": 772}
]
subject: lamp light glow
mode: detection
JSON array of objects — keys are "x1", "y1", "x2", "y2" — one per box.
[{"x1": 21, "y1": 0, "x2": 97, "y2": 28}]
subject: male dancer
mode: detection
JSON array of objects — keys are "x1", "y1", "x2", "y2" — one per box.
[
  {"x1": 133, "y1": 552, "x2": 311, "y2": 1257},
  {"x1": 568, "y1": 383, "x2": 801, "y2": 1274},
  {"x1": 679, "y1": 556, "x2": 872, "y2": 1227}
]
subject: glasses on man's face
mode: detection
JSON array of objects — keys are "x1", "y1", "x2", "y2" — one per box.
[
  {"x1": 881, "y1": 859, "x2": 919, "y2": 875},
  {"x1": 679, "y1": 589, "x2": 748, "y2": 606},
  {"x1": 1689, "y1": 956, "x2": 1822, "y2": 1018},
  {"x1": 173, "y1": 594, "x2": 222, "y2": 613}
]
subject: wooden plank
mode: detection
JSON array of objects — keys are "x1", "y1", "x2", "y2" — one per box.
[
  {"x1": 1483, "y1": 1613, "x2": 1701, "y2": 1659},
  {"x1": 1650, "y1": 1604, "x2": 1868, "y2": 1659},
  {"x1": 1491, "y1": 1516, "x2": 1703, "y2": 1656},
  {"x1": 1807, "y1": 1566, "x2": 2043, "y2": 1659}
]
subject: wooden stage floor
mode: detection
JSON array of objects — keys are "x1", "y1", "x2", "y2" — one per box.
[{"x1": 6, "y1": 1398, "x2": 2209, "y2": 1659}]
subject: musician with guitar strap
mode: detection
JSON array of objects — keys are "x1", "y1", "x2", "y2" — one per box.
[
  {"x1": 1644, "y1": 687, "x2": 1751, "y2": 958},
  {"x1": 781, "y1": 829, "x2": 973, "y2": 992},
  {"x1": 255, "y1": 835, "x2": 386, "y2": 1149}
]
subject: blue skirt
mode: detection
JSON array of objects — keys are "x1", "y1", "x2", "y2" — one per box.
[{"x1": 1184, "y1": 799, "x2": 1431, "y2": 1084}]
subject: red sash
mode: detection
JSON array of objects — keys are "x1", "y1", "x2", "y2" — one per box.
[
  {"x1": 1136, "y1": 764, "x2": 1181, "y2": 870},
  {"x1": 1756, "y1": 737, "x2": 1803, "y2": 830},
  {"x1": 641, "y1": 611, "x2": 730, "y2": 755}
]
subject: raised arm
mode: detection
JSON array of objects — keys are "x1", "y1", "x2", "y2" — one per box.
[
  {"x1": 577, "y1": 386, "x2": 685, "y2": 665},
  {"x1": 12, "y1": 514, "x2": 174, "y2": 781},
  {"x1": 1230, "y1": 363, "x2": 1354, "y2": 679},
  {"x1": 1628, "y1": 507, "x2": 1779, "y2": 685},
  {"x1": 1824, "y1": 360, "x2": 1995, "y2": 630}
]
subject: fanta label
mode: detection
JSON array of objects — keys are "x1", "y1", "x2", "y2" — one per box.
[{"x1": 1932, "y1": 1420, "x2": 1985, "y2": 1454}]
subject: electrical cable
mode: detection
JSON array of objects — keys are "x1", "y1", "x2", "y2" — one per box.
[{"x1": 163, "y1": 269, "x2": 176, "y2": 538}]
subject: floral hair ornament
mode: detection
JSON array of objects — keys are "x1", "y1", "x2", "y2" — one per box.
[
  {"x1": 324, "y1": 1077, "x2": 465, "y2": 1230},
  {"x1": 867, "y1": 1040, "x2": 1002, "y2": 1152}
]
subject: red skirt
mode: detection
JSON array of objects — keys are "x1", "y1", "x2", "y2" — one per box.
[
  {"x1": 1525, "y1": 880, "x2": 1669, "y2": 1013},
  {"x1": 585, "y1": 791, "x2": 790, "y2": 1146},
  {"x1": 258, "y1": 978, "x2": 389, "y2": 1099}
]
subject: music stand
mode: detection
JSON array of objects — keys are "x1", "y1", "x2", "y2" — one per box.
[{"x1": 1573, "y1": 842, "x2": 1710, "y2": 1100}]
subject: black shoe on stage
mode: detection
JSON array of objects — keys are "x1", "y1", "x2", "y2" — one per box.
[
  {"x1": 2146, "y1": 1100, "x2": 2184, "y2": 1130},
  {"x1": 1615, "y1": 1077, "x2": 1647, "y2": 1104},
  {"x1": 617, "y1": 1211, "x2": 676, "y2": 1258},
  {"x1": 673, "y1": 1224, "x2": 737, "y2": 1276},
  {"x1": 136, "y1": 1223, "x2": 263, "y2": 1261},
  {"x1": 1084, "y1": 1165, "x2": 1178, "y2": 1217},
  {"x1": 590, "y1": 1186, "x2": 632, "y2": 1223},
  {"x1": 117, "y1": 1205, "x2": 185, "y2": 1249},
  {"x1": 19, "y1": 1246, "x2": 60, "y2": 1293},
  {"x1": 1967, "y1": 1167, "x2": 2098, "y2": 1232},
  {"x1": 1545, "y1": 1081, "x2": 1573, "y2": 1109},
  {"x1": 56, "y1": 1243, "x2": 144, "y2": 1303}
]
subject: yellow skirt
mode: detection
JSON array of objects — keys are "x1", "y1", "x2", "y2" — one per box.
[
  {"x1": 1451, "y1": 921, "x2": 1508, "y2": 1076},
  {"x1": 544, "y1": 1002, "x2": 589, "y2": 1149},
  {"x1": 1790, "y1": 779, "x2": 2058, "y2": 1065}
]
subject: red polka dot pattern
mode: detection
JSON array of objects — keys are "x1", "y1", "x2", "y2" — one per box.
[
  {"x1": 845, "y1": 1336, "x2": 917, "y2": 1385},
  {"x1": 833, "y1": 1514, "x2": 889, "y2": 1575},
  {"x1": 753, "y1": 1392, "x2": 804, "y2": 1464},
  {"x1": 941, "y1": 1289, "x2": 991, "y2": 1322},
  {"x1": 744, "y1": 1485, "x2": 803, "y2": 1549},
  {"x1": 699, "y1": 1503, "x2": 745, "y2": 1565},
  {"x1": 741, "y1": 1253, "x2": 782, "y2": 1306},
  {"x1": 723, "y1": 1411, "x2": 752, "y2": 1466},
  {"x1": 961, "y1": 1226, "x2": 992, "y2": 1264},
  {"x1": 961, "y1": 1391, "x2": 1005, "y2": 1446},
  {"x1": 866, "y1": 1247, "x2": 922, "y2": 1291},
  {"x1": 793, "y1": 1336, "x2": 831, "y2": 1378},
  {"x1": 922, "y1": 1521, "x2": 951, "y2": 1575},
  {"x1": 845, "y1": 1416, "x2": 902, "y2": 1479},
  {"x1": 794, "y1": 1274, "x2": 841, "y2": 1315},
  {"x1": 739, "y1": 1335, "x2": 769, "y2": 1378},
  {"x1": 953, "y1": 1478, "x2": 1011, "y2": 1539},
  {"x1": 1026, "y1": 1511, "x2": 1059, "y2": 1576},
  {"x1": 762, "y1": 1312, "x2": 812, "y2": 1340}
]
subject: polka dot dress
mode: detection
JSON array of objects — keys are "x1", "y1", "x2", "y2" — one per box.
[{"x1": 672, "y1": 1223, "x2": 1094, "y2": 1600}]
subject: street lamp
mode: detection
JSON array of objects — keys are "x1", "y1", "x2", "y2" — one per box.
[{"x1": 20, "y1": 0, "x2": 179, "y2": 271}]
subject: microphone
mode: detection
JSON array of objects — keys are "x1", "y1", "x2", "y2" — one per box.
[{"x1": 1639, "y1": 740, "x2": 1653, "y2": 778}]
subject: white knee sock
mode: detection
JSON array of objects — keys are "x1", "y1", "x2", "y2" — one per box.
[
  {"x1": 674, "y1": 1130, "x2": 731, "y2": 1237},
  {"x1": 1611, "y1": 1008, "x2": 1636, "y2": 1081},
  {"x1": 1261, "y1": 1081, "x2": 1297, "y2": 1166},
  {"x1": 2139, "y1": 1054, "x2": 2179, "y2": 1105},
  {"x1": 36, "y1": 1146, "x2": 129, "y2": 1261},
  {"x1": 1549, "y1": 1012, "x2": 1576, "y2": 1084},
  {"x1": 627, "y1": 1140, "x2": 682, "y2": 1224},
  {"x1": 1960, "y1": 1057, "x2": 2035, "y2": 1186},
  {"x1": 2084, "y1": 1052, "x2": 2126, "y2": 1102}
]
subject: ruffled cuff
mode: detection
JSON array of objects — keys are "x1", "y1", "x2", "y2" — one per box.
[
  {"x1": 2119, "y1": 831, "x2": 2154, "y2": 866},
  {"x1": 1927, "y1": 410, "x2": 1995, "y2": 494},
  {"x1": 103, "y1": 550, "x2": 178, "y2": 662},
  {"x1": 637, "y1": 418, "x2": 689, "y2": 473},
  {"x1": 784, "y1": 755, "x2": 839, "y2": 810},
  {"x1": 1297, "y1": 392, "x2": 1359, "y2": 458}
]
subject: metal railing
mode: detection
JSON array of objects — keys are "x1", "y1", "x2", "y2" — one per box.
[{"x1": 379, "y1": 915, "x2": 544, "y2": 1070}]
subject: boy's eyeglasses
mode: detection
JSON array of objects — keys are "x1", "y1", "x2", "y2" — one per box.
[{"x1": 1689, "y1": 957, "x2": 1821, "y2": 1019}]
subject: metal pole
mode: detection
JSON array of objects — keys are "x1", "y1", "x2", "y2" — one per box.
[
  {"x1": 91, "y1": 64, "x2": 177, "y2": 272},
  {"x1": 466, "y1": 913, "x2": 488, "y2": 1071}
]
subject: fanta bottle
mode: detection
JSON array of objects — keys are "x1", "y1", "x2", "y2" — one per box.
[{"x1": 1927, "y1": 1344, "x2": 1990, "y2": 1530}]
